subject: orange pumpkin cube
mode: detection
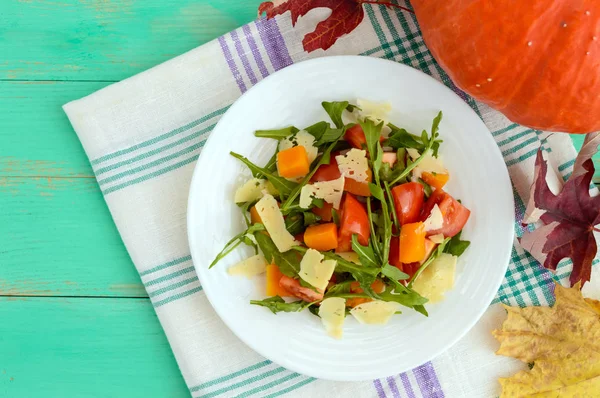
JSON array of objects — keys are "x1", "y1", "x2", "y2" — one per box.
[
  {"x1": 304, "y1": 223, "x2": 338, "y2": 251},
  {"x1": 265, "y1": 264, "x2": 292, "y2": 297},
  {"x1": 277, "y1": 146, "x2": 310, "y2": 178}
]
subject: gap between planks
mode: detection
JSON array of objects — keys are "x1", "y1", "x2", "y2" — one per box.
[
  {"x1": 0, "y1": 294, "x2": 148, "y2": 299},
  {"x1": 0, "y1": 78, "x2": 119, "y2": 83}
]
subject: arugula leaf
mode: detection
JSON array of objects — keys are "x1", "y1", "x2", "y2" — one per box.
[
  {"x1": 261, "y1": 152, "x2": 278, "y2": 178},
  {"x1": 311, "y1": 198, "x2": 325, "y2": 209},
  {"x1": 369, "y1": 183, "x2": 385, "y2": 201},
  {"x1": 366, "y1": 198, "x2": 382, "y2": 260},
  {"x1": 332, "y1": 208, "x2": 340, "y2": 226},
  {"x1": 378, "y1": 284, "x2": 429, "y2": 308},
  {"x1": 408, "y1": 237, "x2": 451, "y2": 288},
  {"x1": 304, "y1": 121, "x2": 329, "y2": 141},
  {"x1": 359, "y1": 118, "x2": 384, "y2": 161},
  {"x1": 431, "y1": 111, "x2": 442, "y2": 137},
  {"x1": 254, "y1": 126, "x2": 299, "y2": 139},
  {"x1": 383, "y1": 181, "x2": 400, "y2": 233},
  {"x1": 324, "y1": 281, "x2": 354, "y2": 297},
  {"x1": 209, "y1": 223, "x2": 265, "y2": 268},
  {"x1": 417, "y1": 178, "x2": 433, "y2": 197},
  {"x1": 303, "y1": 212, "x2": 321, "y2": 226},
  {"x1": 381, "y1": 263, "x2": 410, "y2": 281},
  {"x1": 285, "y1": 214, "x2": 304, "y2": 236},
  {"x1": 308, "y1": 305, "x2": 321, "y2": 317},
  {"x1": 413, "y1": 305, "x2": 429, "y2": 316},
  {"x1": 238, "y1": 201, "x2": 254, "y2": 227},
  {"x1": 230, "y1": 152, "x2": 297, "y2": 197},
  {"x1": 322, "y1": 101, "x2": 349, "y2": 128},
  {"x1": 315, "y1": 127, "x2": 345, "y2": 146},
  {"x1": 250, "y1": 296, "x2": 308, "y2": 314},
  {"x1": 379, "y1": 161, "x2": 406, "y2": 183},
  {"x1": 384, "y1": 124, "x2": 425, "y2": 150},
  {"x1": 346, "y1": 103, "x2": 361, "y2": 113},
  {"x1": 444, "y1": 231, "x2": 471, "y2": 256},
  {"x1": 351, "y1": 235, "x2": 380, "y2": 268},
  {"x1": 372, "y1": 142, "x2": 384, "y2": 180},
  {"x1": 388, "y1": 112, "x2": 443, "y2": 186},
  {"x1": 292, "y1": 246, "x2": 380, "y2": 288},
  {"x1": 254, "y1": 232, "x2": 301, "y2": 277}
]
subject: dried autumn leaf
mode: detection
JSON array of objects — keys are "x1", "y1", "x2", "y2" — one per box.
[
  {"x1": 493, "y1": 284, "x2": 600, "y2": 397},
  {"x1": 259, "y1": 0, "x2": 364, "y2": 52},
  {"x1": 521, "y1": 132, "x2": 600, "y2": 286},
  {"x1": 258, "y1": 0, "x2": 412, "y2": 52}
]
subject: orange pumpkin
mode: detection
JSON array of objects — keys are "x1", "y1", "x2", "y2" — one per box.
[{"x1": 412, "y1": 0, "x2": 600, "y2": 134}]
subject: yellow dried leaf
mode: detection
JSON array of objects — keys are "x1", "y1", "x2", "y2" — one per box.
[{"x1": 492, "y1": 283, "x2": 600, "y2": 397}]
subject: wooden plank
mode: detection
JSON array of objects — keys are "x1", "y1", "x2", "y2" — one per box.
[
  {"x1": 0, "y1": 297, "x2": 188, "y2": 397},
  {"x1": 0, "y1": 81, "x2": 104, "y2": 177},
  {"x1": 0, "y1": 176, "x2": 145, "y2": 297},
  {"x1": 0, "y1": 0, "x2": 260, "y2": 81}
]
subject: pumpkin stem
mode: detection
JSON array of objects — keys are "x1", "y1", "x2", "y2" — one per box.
[{"x1": 359, "y1": 1, "x2": 415, "y2": 14}]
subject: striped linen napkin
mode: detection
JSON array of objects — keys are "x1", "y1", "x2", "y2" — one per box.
[{"x1": 63, "y1": 2, "x2": 599, "y2": 397}]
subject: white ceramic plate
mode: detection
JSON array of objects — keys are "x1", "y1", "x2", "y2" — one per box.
[{"x1": 188, "y1": 56, "x2": 513, "y2": 381}]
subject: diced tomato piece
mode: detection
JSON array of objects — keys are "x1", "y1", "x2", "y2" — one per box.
[
  {"x1": 311, "y1": 158, "x2": 341, "y2": 182},
  {"x1": 337, "y1": 193, "x2": 370, "y2": 252},
  {"x1": 421, "y1": 190, "x2": 470, "y2": 238},
  {"x1": 344, "y1": 124, "x2": 385, "y2": 150},
  {"x1": 311, "y1": 202, "x2": 333, "y2": 222},
  {"x1": 389, "y1": 236, "x2": 401, "y2": 269},
  {"x1": 279, "y1": 275, "x2": 324, "y2": 302},
  {"x1": 421, "y1": 238, "x2": 437, "y2": 264},
  {"x1": 312, "y1": 153, "x2": 371, "y2": 197},
  {"x1": 343, "y1": 168, "x2": 372, "y2": 197},
  {"x1": 400, "y1": 262, "x2": 421, "y2": 279},
  {"x1": 391, "y1": 182, "x2": 425, "y2": 225}
]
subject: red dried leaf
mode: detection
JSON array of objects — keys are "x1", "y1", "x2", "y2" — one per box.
[
  {"x1": 259, "y1": 0, "x2": 364, "y2": 52},
  {"x1": 258, "y1": 0, "x2": 413, "y2": 52},
  {"x1": 521, "y1": 133, "x2": 600, "y2": 286}
]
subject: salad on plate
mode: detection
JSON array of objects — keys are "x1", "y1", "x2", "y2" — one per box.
[{"x1": 209, "y1": 100, "x2": 471, "y2": 339}]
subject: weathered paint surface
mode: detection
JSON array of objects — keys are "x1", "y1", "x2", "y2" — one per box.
[{"x1": 0, "y1": 0, "x2": 593, "y2": 397}]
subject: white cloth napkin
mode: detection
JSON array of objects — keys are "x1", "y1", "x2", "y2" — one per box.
[{"x1": 63, "y1": 5, "x2": 596, "y2": 397}]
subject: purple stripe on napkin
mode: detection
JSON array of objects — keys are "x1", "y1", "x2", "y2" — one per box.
[
  {"x1": 413, "y1": 362, "x2": 445, "y2": 398},
  {"x1": 256, "y1": 17, "x2": 293, "y2": 71},
  {"x1": 386, "y1": 376, "x2": 401, "y2": 398},
  {"x1": 373, "y1": 379, "x2": 387, "y2": 398},
  {"x1": 218, "y1": 36, "x2": 247, "y2": 93},
  {"x1": 242, "y1": 25, "x2": 270, "y2": 79},
  {"x1": 399, "y1": 373, "x2": 417, "y2": 398},
  {"x1": 230, "y1": 30, "x2": 258, "y2": 85}
]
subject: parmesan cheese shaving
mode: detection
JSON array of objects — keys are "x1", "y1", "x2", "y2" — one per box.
[
  {"x1": 408, "y1": 149, "x2": 447, "y2": 180},
  {"x1": 299, "y1": 176, "x2": 345, "y2": 209},
  {"x1": 336, "y1": 252, "x2": 360, "y2": 264},
  {"x1": 423, "y1": 204, "x2": 444, "y2": 232},
  {"x1": 429, "y1": 233, "x2": 445, "y2": 244},
  {"x1": 227, "y1": 254, "x2": 267, "y2": 278},
  {"x1": 255, "y1": 194, "x2": 298, "y2": 252},
  {"x1": 234, "y1": 178, "x2": 267, "y2": 203},
  {"x1": 318, "y1": 297, "x2": 346, "y2": 339},
  {"x1": 357, "y1": 99, "x2": 392, "y2": 124},
  {"x1": 336, "y1": 149, "x2": 369, "y2": 183},
  {"x1": 299, "y1": 248, "x2": 336, "y2": 291},
  {"x1": 350, "y1": 300, "x2": 401, "y2": 325},
  {"x1": 412, "y1": 253, "x2": 457, "y2": 303}
]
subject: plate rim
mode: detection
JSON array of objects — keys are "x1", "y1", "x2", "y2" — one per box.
[{"x1": 187, "y1": 55, "x2": 515, "y2": 381}]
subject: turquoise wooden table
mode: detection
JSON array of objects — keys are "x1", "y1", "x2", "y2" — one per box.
[{"x1": 0, "y1": 1, "x2": 591, "y2": 397}]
